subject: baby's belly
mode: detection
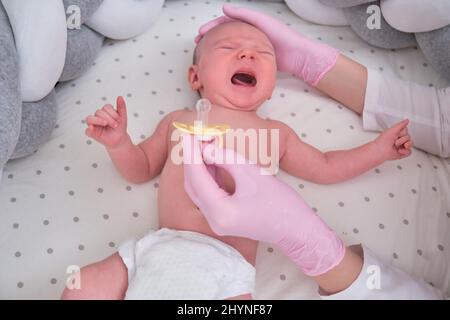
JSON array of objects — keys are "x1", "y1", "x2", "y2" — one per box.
[{"x1": 157, "y1": 161, "x2": 257, "y2": 265}]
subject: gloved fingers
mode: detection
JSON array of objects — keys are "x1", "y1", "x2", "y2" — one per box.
[
  {"x1": 182, "y1": 134, "x2": 229, "y2": 206},
  {"x1": 223, "y1": 5, "x2": 281, "y2": 31},
  {"x1": 197, "y1": 15, "x2": 235, "y2": 43},
  {"x1": 202, "y1": 143, "x2": 266, "y2": 197}
]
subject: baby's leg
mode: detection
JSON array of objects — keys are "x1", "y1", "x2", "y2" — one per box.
[{"x1": 61, "y1": 253, "x2": 128, "y2": 300}]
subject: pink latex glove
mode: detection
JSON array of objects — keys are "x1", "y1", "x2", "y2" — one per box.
[
  {"x1": 183, "y1": 135, "x2": 345, "y2": 276},
  {"x1": 196, "y1": 5, "x2": 340, "y2": 86}
]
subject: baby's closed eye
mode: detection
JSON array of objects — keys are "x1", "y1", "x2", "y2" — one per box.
[
  {"x1": 258, "y1": 50, "x2": 274, "y2": 56},
  {"x1": 217, "y1": 46, "x2": 235, "y2": 50}
]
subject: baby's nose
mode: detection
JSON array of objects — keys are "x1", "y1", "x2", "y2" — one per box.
[{"x1": 238, "y1": 49, "x2": 255, "y2": 60}]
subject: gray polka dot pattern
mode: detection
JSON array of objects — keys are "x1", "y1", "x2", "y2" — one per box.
[{"x1": 0, "y1": 0, "x2": 448, "y2": 300}]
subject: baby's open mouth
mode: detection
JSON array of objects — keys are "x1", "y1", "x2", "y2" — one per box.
[{"x1": 231, "y1": 72, "x2": 257, "y2": 87}]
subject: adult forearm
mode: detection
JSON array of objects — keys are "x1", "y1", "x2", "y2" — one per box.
[
  {"x1": 316, "y1": 54, "x2": 368, "y2": 115},
  {"x1": 313, "y1": 245, "x2": 364, "y2": 296},
  {"x1": 106, "y1": 134, "x2": 151, "y2": 184}
]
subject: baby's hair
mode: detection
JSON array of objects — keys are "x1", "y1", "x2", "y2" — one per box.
[
  {"x1": 193, "y1": 45, "x2": 199, "y2": 65},
  {"x1": 192, "y1": 43, "x2": 201, "y2": 97},
  {"x1": 193, "y1": 36, "x2": 204, "y2": 65}
]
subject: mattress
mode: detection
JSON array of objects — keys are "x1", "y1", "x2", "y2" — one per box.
[{"x1": 1, "y1": 0, "x2": 449, "y2": 299}]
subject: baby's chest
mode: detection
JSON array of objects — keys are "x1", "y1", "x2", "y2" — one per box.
[{"x1": 168, "y1": 112, "x2": 287, "y2": 171}]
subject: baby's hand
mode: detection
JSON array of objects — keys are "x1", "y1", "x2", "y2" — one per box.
[
  {"x1": 374, "y1": 119, "x2": 413, "y2": 161},
  {"x1": 85, "y1": 96, "x2": 128, "y2": 148}
]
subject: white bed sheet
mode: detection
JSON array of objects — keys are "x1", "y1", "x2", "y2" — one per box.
[{"x1": 0, "y1": 0, "x2": 449, "y2": 299}]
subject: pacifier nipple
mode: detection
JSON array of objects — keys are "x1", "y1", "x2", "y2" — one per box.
[
  {"x1": 194, "y1": 98, "x2": 211, "y2": 137},
  {"x1": 172, "y1": 98, "x2": 230, "y2": 141}
]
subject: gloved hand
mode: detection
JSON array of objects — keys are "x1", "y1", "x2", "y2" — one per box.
[
  {"x1": 183, "y1": 135, "x2": 345, "y2": 276},
  {"x1": 196, "y1": 5, "x2": 340, "y2": 86}
]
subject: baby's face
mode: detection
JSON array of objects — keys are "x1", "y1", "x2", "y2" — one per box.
[{"x1": 189, "y1": 22, "x2": 277, "y2": 111}]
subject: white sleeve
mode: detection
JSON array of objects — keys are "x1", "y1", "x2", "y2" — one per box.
[
  {"x1": 362, "y1": 68, "x2": 450, "y2": 158},
  {"x1": 320, "y1": 245, "x2": 444, "y2": 300}
]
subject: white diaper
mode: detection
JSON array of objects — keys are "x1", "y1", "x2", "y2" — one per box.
[{"x1": 118, "y1": 228, "x2": 255, "y2": 300}]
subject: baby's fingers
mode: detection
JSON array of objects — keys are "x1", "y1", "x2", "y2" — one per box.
[
  {"x1": 395, "y1": 135, "x2": 410, "y2": 148},
  {"x1": 85, "y1": 124, "x2": 102, "y2": 139},
  {"x1": 95, "y1": 109, "x2": 119, "y2": 128},
  {"x1": 390, "y1": 119, "x2": 409, "y2": 134},
  {"x1": 103, "y1": 104, "x2": 120, "y2": 120},
  {"x1": 398, "y1": 148, "x2": 412, "y2": 157},
  {"x1": 404, "y1": 141, "x2": 413, "y2": 149},
  {"x1": 399, "y1": 127, "x2": 408, "y2": 137},
  {"x1": 86, "y1": 115, "x2": 107, "y2": 127}
]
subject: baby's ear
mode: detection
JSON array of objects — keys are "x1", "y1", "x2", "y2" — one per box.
[{"x1": 188, "y1": 65, "x2": 202, "y2": 91}]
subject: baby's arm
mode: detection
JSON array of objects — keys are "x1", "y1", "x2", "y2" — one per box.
[
  {"x1": 85, "y1": 96, "x2": 173, "y2": 184},
  {"x1": 107, "y1": 116, "x2": 172, "y2": 184},
  {"x1": 279, "y1": 119, "x2": 412, "y2": 184}
]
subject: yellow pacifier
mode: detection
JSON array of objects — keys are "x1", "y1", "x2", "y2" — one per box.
[{"x1": 172, "y1": 98, "x2": 230, "y2": 141}]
